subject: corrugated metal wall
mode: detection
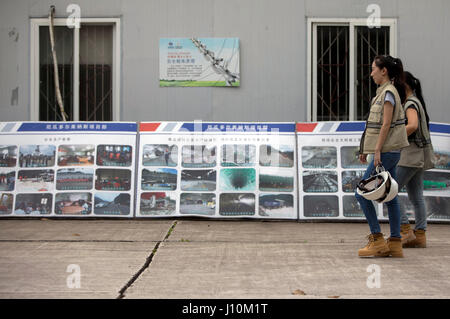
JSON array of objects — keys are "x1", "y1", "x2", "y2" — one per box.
[{"x1": 0, "y1": 0, "x2": 449, "y2": 123}]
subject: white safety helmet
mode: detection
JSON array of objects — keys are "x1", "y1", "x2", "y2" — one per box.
[{"x1": 357, "y1": 165, "x2": 398, "y2": 203}]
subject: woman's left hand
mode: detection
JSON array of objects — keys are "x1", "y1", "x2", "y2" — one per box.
[{"x1": 374, "y1": 151, "x2": 382, "y2": 167}]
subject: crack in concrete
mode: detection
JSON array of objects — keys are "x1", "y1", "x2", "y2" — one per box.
[{"x1": 116, "y1": 221, "x2": 178, "y2": 299}]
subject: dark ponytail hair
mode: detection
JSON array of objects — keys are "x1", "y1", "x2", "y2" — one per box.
[
  {"x1": 404, "y1": 71, "x2": 430, "y2": 129},
  {"x1": 374, "y1": 55, "x2": 407, "y2": 104}
]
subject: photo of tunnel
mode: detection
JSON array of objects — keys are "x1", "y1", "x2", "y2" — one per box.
[
  {"x1": 142, "y1": 144, "x2": 178, "y2": 167},
  {"x1": 57, "y1": 145, "x2": 95, "y2": 166},
  {"x1": 180, "y1": 193, "x2": 216, "y2": 215},
  {"x1": 55, "y1": 193, "x2": 92, "y2": 215},
  {"x1": 303, "y1": 195, "x2": 339, "y2": 217},
  {"x1": 56, "y1": 168, "x2": 94, "y2": 190},
  {"x1": 0, "y1": 193, "x2": 13, "y2": 215},
  {"x1": 341, "y1": 146, "x2": 368, "y2": 169},
  {"x1": 259, "y1": 168, "x2": 294, "y2": 192},
  {"x1": 141, "y1": 168, "x2": 177, "y2": 191},
  {"x1": 19, "y1": 145, "x2": 56, "y2": 168},
  {"x1": 303, "y1": 171, "x2": 338, "y2": 193},
  {"x1": 94, "y1": 193, "x2": 130, "y2": 215},
  {"x1": 17, "y1": 169, "x2": 54, "y2": 192},
  {"x1": 433, "y1": 149, "x2": 450, "y2": 170},
  {"x1": 14, "y1": 193, "x2": 52, "y2": 215},
  {"x1": 181, "y1": 169, "x2": 216, "y2": 191},
  {"x1": 140, "y1": 192, "x2": 176, "y2": 216},
  {"x1": 221, "y1": 144, "x2": 256, "y2": 167},
  {"x1": 219, "y1": 168, "x2": 256, "y2": 191},
  {"x1": 95, "y1": 169, "x2": 131, "y2": 191},
  {"x1": 219, "y1": 193, "x2": 255, "y2": 216},
  {"x1": 342, "y1": 195, "x2": 379, "y2": 218},
  {"x1": 0, "y1": 169, "x2": 15, "y2": 191},
  {"x1": 301, "y1": 146, "x2": 337, "y2": 169},
  {"x1": 259, "y1": 194, "x2": 294, "y2": 217},
  {"x1": 0, "y1": 145, "x2": 17, "y2": 167},
  {"x1": 182, "y1": 145, "x2": 216, "y2": 168},
  {"x1": 342, "y1": 171, "x2": 366, "y2": 193},
  {"x1": 97, "y1": 145, "x2": 132, "y2": 167},
  {"x1": 259, "y1": 144, "x2": 294, "y2": 167}
]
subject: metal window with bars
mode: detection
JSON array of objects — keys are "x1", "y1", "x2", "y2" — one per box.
[
  {"x1": 38, "y1": 24, "x2": 113, "y2": 121},
  {"x1": 313, "y1": 22, "x2": 392, "y2": 122}
]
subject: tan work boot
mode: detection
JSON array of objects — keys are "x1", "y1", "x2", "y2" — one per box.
[
  {"x1": 358, "y1": 233, "x2": 390, "y2": 257},
  {"x1": 401, "y1": 224, "x2": 416, "y2": 247},
  {"x1": 404, "y1": 229, "x2": 427, "y2": 248},
  {"x1": 387, "y1": 237, "x2": 404, "y2": 257}
]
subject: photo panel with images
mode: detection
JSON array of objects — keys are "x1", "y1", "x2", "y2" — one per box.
[
  {"x1": 0, "y1": 193, "x2": 14, "y2": 215},
  {"x1": 303, "y1": 195, "x2": 339, "y2": 218},
  {"x1": 182, "y1": 145, "x2": 216, "y2": 168},
  {"x1": 56, "y1": 168, "x2": 94, "y2": 191},
  {"x1": 259, "y1": 167, "x2": 294, "y2": 192},
  {"x1": 220, "y1": 168, "x2": 256, "y2": 192},
  {"x1": 259, "y1": 144, "x2": 294, "y2": 167},
  {"x1": 259, "y1": 194, "x2": 294, "y2": 218},
  {"x1": 0, "y1": 169, "x2": 15, "y2": 191},
  {"x1": 141, "y1": 168, "x2": 178, "y2": 191},
  {"x1": 301, "y1": 146, "x2": 337, "y2": 169},
  {"x1": 181, "y1": 169, "x2": 216, "y2": 191},
  {"x1": 17, "y1": 169, "x2": 54, "y2": 192},
  {"x1": 303, "y1": 170, "x2": 338, "y2": 193},
  {"x1": 95, "y1": 168, "x2": 132, "y2": 191},
  {"x1": 221, "y1": 144, "x2": 256, "y2": 167},
  {"x1": 342, "y1": 171, "x2": 366, "y2": 193}
]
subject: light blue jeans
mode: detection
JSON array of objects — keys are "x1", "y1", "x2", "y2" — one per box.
[
  {"x1": 355, "y1": 152, "x2": 401, "y2": 238},
  {"x1": 396, "y1": 166, "x2": 427, "y2": 230}
]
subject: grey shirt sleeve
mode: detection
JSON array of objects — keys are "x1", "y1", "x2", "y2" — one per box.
[{"x1": 384, "y1": 91, "x2": 396, "y2": 107}]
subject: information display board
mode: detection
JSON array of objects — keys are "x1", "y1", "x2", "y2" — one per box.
[
  {"x1": 296, "y1": 121, "x2": 450, "y2": 221},
  {"x1": 0, "y1": 122, "x2": 137, "y2": 218},
  {"x1": 136, "y1": 122, "x2": 298, "y2": 219}
]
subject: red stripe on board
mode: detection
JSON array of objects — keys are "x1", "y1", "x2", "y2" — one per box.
[
  {"x1": 296, "y1": 123, "x2": 318, "y2": 132},
  {"x1": 139, "y1": 122, "x2": 161, "y2": 132}
]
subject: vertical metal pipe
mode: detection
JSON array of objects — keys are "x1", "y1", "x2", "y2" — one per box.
[
  {"x1": 337, "y1": 27, "x2": 340, "y2": 120},
  {"x1": 329, "y1": 27, "x2": 331, "y2": 121}
]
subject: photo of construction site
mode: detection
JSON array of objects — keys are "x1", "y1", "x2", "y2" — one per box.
[
  {"x1": 17, "y1": 169, "x2": 54, "y2": 192},
  {"x1": 259, "y1": 194, "x2": 294, "y2": 217},
  {"x1": 221, "y1": 144, "x2": 256, "y2": 167},
  {"x1": 0, "y1": 193, "x2": 13, "y2": 215},
  {"x1": 303, "y1": 195, "x2": 339, "y2": 217},
  {"x1": 342, "y1": 171, "x2": 366, "y2": 193},
  {"x1": 95, "y1": 169, "x2": 131, "y2": 191},
  {"x1": 0, "y1": 145, "x2": 17, "y2": 167},
  {"x1": 57, "y1": 145, "x2": 95, "y2": 166},
  {"x1": 14, "y1": 193, "x2": 52, "y2": 215},
  {"x1": 219, "y1": 193, "x2": 255, "y2": 216},
  {"x1": 182, "y1": 145, "x2": 216, "y2": 168},
  {"x1": 181, "y1": 169, "x2": 216, "y2": 191},
  {"x1": 424, "y1": 197, "x2": 450, "y2": 220},
  {"x1": 341, "y1": 146, "x2": 368, "y2": 169},
  {"x1": 141, "y1": 168, "x2": 177, "y2": 191},
  {"x1": 259, "y1": 168, "x2": 294, "y2": 192},
  {"x1": 94, "y1": 193, "x2": 130, "y2": 215},
  {"x1": 56, "y1": 168, "x2": 94, "y2": 190},
  {"x1": 180, "y1": 193, "x2": 215, "y2": 215},
  {"x1": 433, "y1": 149, "x2": 450, "y2": 170},
  {"x1": 0, "y1": 170, "x2": 15, "y2": 191},
  {"x1": 55, "y1": 193, "x2": 92, "y2": 215},
  {"x1": 19, "y1": 145, "x2": 55, "y2": 168},
  {"x1": 220, "y1": 168, "x2": 256, "y2": 191},
  {"x1": 343, "y1": 195, "x2": 378, "y2": 218},
  {"x1": 97, "y1": 145, "x2": 132, "y2": 167},
  {"x1": 423, "y1": 171, "x2": 450, "y2": 194},
  {"x1": 301, "y1": 146, "x2": 337, "y2": 169},
  {"x1": 303, "y1": 171, "x2": 338, "y2": 193},
  {"x1": 140, "y1": 192, "x2": 176, "y2": 216},
  {"x1": 142, "y1": 144, "x2": 178, "y2": 167},
  {"x1": 259, "y1": 144, "x2": 294, "y2": 167}
]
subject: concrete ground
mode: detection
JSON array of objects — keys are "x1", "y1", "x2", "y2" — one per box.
[{"x1": 0, "y1": 219, "x2": 449, "y2": 299}]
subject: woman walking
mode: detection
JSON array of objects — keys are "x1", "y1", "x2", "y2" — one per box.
[
  {"x1": 356, "y1": 55, "x2": 409, "y2": 258},
  {"x1": 397, "y1": 71, "x2": 435, "y2": 248}
]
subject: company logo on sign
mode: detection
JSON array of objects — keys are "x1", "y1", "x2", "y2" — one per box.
[{"x1": 168, "y1": 41, "x2": 182, "y2": 49}]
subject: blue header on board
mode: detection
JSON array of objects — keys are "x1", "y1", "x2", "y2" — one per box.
[
  {"x1": 17, "y1": 122, "x2": 137, "y2": 132},
  {"x1": 179, "y1": 122, "x2": 296, "y2": 133}
]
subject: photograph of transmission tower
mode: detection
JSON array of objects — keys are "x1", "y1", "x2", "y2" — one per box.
[{"x1": 160, "y1": 38, "x2": 240, "y2": 87}]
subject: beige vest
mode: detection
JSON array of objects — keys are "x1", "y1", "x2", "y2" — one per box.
[
  {"x1": 398, "y1": 95, "x2": 435, "y2": 169},
  {"x1": 359, "y1": 82, "x2": 409, "y2": 154}
]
